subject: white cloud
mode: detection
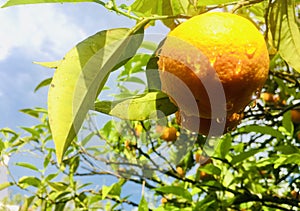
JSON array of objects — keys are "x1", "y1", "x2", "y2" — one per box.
[{"x1": 0, "y1": 3, "x2": 87, "y2": 61}]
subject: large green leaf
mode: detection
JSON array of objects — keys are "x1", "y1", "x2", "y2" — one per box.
[
  {"x1": 48, "y1": 28, "x2": 144, "y2": 164},
  {"x1": 94, "y1": 91, "x2": 177, "y2": 120},
  {"x1": 1, "y1": 0, "x2": 98, "y2": 7},
  {"x1": 269, "y1": 0, "x2": 300, "y2": 72}
]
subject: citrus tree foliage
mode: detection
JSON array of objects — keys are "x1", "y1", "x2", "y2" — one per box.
[{"x1": 1, "y1": 0, "x2": 300, "y2": 210}]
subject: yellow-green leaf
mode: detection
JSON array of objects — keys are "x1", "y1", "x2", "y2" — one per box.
[
  {"x1": 34, "y1": 60, "x2": 62, "y2": 69},
  {"x1": 48, "y1": 28, "x2": 144, "y2": 164},
  {"x1": 94, "y1": 91, "x2": 177, "y2": 120}
]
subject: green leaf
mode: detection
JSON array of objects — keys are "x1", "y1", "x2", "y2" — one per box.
[
  {"x1": 238, "y1": 125, "x2": 285, "y2": 139},
  {"x1": 197, "y1": 0, "x2": 239, "y2": 6},
  {"x1": 155, "y1": 186, "x2": 192, "y2": 201},
  {"x1": 269, "y1": 0, "x2": 300, "y2": 72},
  {"x1": 48, "y1": 27, "x2": 144, "y2": 164},
  {"x1": 214, "y1": 134, "x2": 232, "y2": 159},
  {"x1": 48, "y1": 182, "x2": 69, "y2": 191},
  {"x1": 1, "y1": 0, "x2": 98, "y2": 8},
  {"x1": 19, "y1": 196, "x2": 35, "y2": 211},
  {"x1": 34, "y1": 77, "x2": 52, "y2": 92},
  {"x1": 282, "y1": 110, "x2": 294, "y2": 135},
  {"x1": 0, "y1": 182, "x2": 14, "y2": 191},
  {"x1": 16, "y1": 162, "x2": 39, "y2": 171},
  {"x1": 102, "y1": 179, "x2": 125, "y2": 200},
  {"x1": 274, "y1": 153, "x2": 300, "y2": 168},
  {"x1": 231, "y1": 148, "x2": 263, "y2": 165},
  {"x1": 138, "y1": 196, "x2": 149, "y2": 211},
  {"x1": 94, "y1": 91, "x2": 177, "y2": 120},
  {"x1": 131, "y1": 0, "x2": 188, "y2": 16},
  {"x1": 18, "y1": 176, "x2": 41, "y2": 188},
  {"x1": 198, "y1": 164, "x2": 221, "y2": 176},
  {"x1": 130, "y1": 0, "x2": 197, "y2": 28},
  {"x1": 146, "y1": 57, "x2": 161, "y2": 91}
]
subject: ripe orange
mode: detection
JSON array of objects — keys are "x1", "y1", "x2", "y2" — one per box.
[
  {"x1": 176, "y1": 166, "x2": 185, "y2": 177},
  {"x1": 291, "y1": 109, "x2": 300, "y2": 124},
  {"x1": 195, "y1": 153, "x2": 212, "y2": 165},
  {"x1": 135, "y1": 124, "x2": 143, "y2": 137},
  {"x1": 159, "y1": 126, "x2": 178, "y2": 142},
  {"x1": 158, "y1": 12, "x2": 269, "y2": 125}
]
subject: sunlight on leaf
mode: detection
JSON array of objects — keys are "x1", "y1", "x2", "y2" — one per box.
[
  {"x1": 48, "y1": 28, "x2": 144, "y2": 164},
  {"x1": 94, "y1": 91, "x2": 177, "y2": 120}
]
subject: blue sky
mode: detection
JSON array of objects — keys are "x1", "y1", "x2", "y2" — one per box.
[{"x1": 0, "y1": 1, "x2": 138, "y2": 130}]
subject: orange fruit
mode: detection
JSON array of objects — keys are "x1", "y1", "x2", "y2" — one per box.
[
  {"x1": 176, "y1": 111, "x2": 243, "y2": 136},
  {"x1": 291, "y1": 109, "x2": 300, "y2": 124},
  {"x1": 158, "y1": 12, "x2": 269, "y2": 121},
  {"x1": 261, "y1": 92, "x2": 275, "y2": 103},
  {"x1": 159, "y1": 126, "x2": 178, "y2": 142},
  {"x1": 135, "y1": 124, "x2": 143, "y2": 137},
  {"x1": 176, "y1": 166, "x2": 185, "y2": 177},
  {"x1": 195, "y1": 153, "x2": 212, "y2": 165}
]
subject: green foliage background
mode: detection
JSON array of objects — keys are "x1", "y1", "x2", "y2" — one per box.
[{"x1": 0, "y1": 0, "x2": 300, "y2": 210}]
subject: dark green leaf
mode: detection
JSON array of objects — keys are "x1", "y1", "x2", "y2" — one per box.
[
  {"x1": 146, "y1": 57, "x2": 161, "y2": 91},
  {"x1": 94, "y1": 91, "x2": 177, "y2": 120},
  {"x1": 238, "y1": 125, "x2": 285, "y2": 139},
  {"x1": 155, "y1": 186, "x2": 192, "y2": 201},
  {"x1": 231, "y1": 148, "x2": 263, "y2": 165},
  {"x1": 282, "y1": 110, "x2": 294, "y2": 135}
]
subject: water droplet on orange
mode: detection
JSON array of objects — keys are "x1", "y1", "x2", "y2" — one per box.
[
  {"x1": 235, "y1": 60, "x2": 242, "y2": 74},
  {"x1": 216, "y1": 117, "x2": 225, "y2": 123},
  {"x1": 209, "y1": 57, "x2": 216, "y2": 67},
  {"x1": 226, "y1": 101, "x2": 234, "y2": 111},
  {"x1": 246, "y1": 44, "x2": 257, "y2": 58}
]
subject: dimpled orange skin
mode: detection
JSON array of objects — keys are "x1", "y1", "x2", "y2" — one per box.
[{"x1": 158, "y1": 12, "x2": 269, "y2": 119}]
